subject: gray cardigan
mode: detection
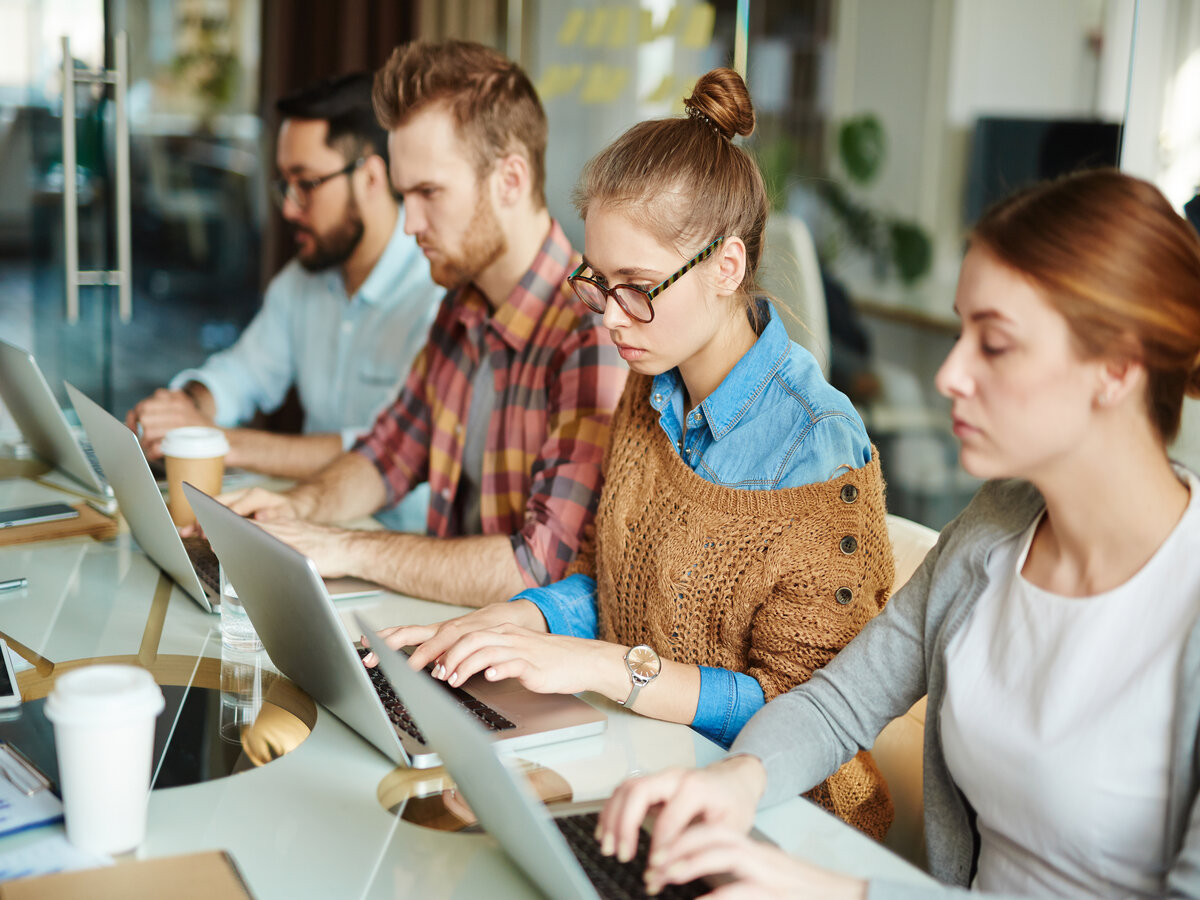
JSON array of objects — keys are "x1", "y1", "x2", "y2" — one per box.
[{"x1": 731, "y1": 478, "x2": 1200, "y2": 899}]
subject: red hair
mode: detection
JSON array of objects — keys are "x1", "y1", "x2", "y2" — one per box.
[
  {"x1": 373, "y1": 40, "x2": 547, "y2": 207},
  {"x1": 973, "y1": 169, "x2": 1200, "y2": 443}
]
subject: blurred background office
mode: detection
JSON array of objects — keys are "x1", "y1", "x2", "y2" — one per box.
[{"x1": 0, "y1": 0, "x2": 1195, "y2": 530}]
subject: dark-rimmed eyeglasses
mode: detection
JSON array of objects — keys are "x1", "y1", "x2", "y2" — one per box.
[
  {"x1": 568, "y1": 236, "x2": 725, "y2": 324},
  {"x1": 271, "y1": 157, "x2": 365, "y2": 210}
]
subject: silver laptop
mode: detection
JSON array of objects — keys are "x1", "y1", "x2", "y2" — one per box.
[
  {"x1": 357, "y1": 610, "x2": 711, "y2": 900},
  {"x1": 0, "y1": 339, "x2": 112, "y2": 502},
  {"x1": 186, "y1": 483, "x2": 607, "y2": 769},
  {"x1": 66, "y1": 383, "x2": 381, "y2": 613}
]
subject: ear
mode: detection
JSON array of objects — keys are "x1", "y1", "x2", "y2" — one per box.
[
  {"x1": 492, "y1": 152, "x2": 531, "y2": 209},
  {"x1": 712, "y1": 236, "x2": 747, "y2": 296},
  {"x1": 360, "y1": 154, "x2": 390, "y2": 196},
  {"x1": 1094, "y1": 352, "x2": 1145, "y2": 409}
]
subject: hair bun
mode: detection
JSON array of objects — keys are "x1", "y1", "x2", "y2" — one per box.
[{"x1": 684, "y1": 68, "x2": 755, "y2": 141}]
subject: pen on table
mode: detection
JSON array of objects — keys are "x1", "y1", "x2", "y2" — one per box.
[{"x1": 0, "y1": 579, "x2": 27, "y2": 593}]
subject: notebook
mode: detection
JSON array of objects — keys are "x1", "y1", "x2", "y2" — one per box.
[
  {"x1": 0, "y1": 339, "x2": 112, "y2": 503},
  {"x1": 66, "y1": 382, "x2": 381, "y2": 613},
  {"x1": 186, "y1": 483, "x2": 607, "y2": 769},
  {"x1": 356, "y1": 610, "x2": 710, "y2": 900}
]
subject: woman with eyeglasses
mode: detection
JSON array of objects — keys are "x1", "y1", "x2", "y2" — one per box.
[
  {"x1": 596, "y1": 169, "x2": 1200, "y2": 899},
  {"x1": 365, "y1": 68, "x2": 896, "y2": 838}
]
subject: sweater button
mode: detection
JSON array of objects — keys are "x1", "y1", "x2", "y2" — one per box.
[
  {"x1": 835, "y1": 587, "x2": 853, "y2": 605},
  {"x1": 840, "y1": 483, "x2": 859, "y2": 503},
  {"x1": 839, "y1": 535, "x2": 858, "y2": 555}
]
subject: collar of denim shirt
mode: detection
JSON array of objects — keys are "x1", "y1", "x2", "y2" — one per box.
[{"x1": 648, "y1": 300, "x2": 791, "y2": 443}]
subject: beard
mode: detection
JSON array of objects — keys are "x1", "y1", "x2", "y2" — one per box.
[
  {"x1": 424, "y1": 189, "x2": 507, "y2": 290},
  {"x1": 295, "y1": 194, "x2": 365, "y2": 272}
]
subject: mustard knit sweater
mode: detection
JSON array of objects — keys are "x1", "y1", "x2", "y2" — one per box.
[{"x1": 567, "y1": 374, "x2": 896, "y2": 839}]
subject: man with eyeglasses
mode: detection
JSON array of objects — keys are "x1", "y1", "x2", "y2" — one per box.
[
  {"x1": 126, "y1": 73, "x2": 442, "y2": 486},
  {"x1": 223, "y1": 41, "x2": 627, "y2": 608}
]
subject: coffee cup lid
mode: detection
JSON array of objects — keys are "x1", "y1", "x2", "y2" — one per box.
[
  {"x1": 160, "y1": 426, "x2": 229, "y2": 459},
  {"x1": 44, "y1": 664, "x2": 165, "y2": 726}
]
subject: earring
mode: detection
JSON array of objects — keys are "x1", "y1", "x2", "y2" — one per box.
[{"x1": 1098, "y1": 390, "x2": 1113, "y2": 406}]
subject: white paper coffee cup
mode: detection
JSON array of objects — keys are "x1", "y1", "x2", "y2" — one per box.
[
  {"x1": 161, "y1": 426, "x2": 229, "y2": 527},
  {"x1": 44, "y1": 665, "x2": 165, "y2": 854}
]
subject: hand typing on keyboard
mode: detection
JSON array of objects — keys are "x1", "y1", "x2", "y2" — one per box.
[{"x1": 360, "y1": 599, "x2": 548, "y2": 670}]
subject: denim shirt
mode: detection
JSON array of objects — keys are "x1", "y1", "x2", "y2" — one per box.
[{"x1": 518, "y1": 303, "x2": 871, "y2": 747}]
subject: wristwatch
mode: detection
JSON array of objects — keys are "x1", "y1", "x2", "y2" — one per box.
[{"x1": 619, "y1": 644, "x2": 661, "y2": 709}]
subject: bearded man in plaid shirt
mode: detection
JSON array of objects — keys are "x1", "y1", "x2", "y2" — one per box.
[{"x1": 225, "y1": 41, "x2": 626, "y2": 607}]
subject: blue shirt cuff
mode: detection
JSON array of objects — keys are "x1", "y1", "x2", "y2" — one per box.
[
  {"x1": 691, "y1": 666, "x2": 766, "y2": 748},
  {"x1": 511, "y1": 574, "x2": 599, "y2": 639}
]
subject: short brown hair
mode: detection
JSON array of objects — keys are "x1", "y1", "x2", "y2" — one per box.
[
  {"x1": 572, "y1": 68, "x2": 768, "y2": 326},
  {"x1": 974, "y1": 169, "x2": 1200, "y2": 444},
  {"x1": 373, "y1": 40, "x2": 548, "y2": 207}
]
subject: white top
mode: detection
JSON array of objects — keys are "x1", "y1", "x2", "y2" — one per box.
[{"x1": 941, "y1": 470, "x2": 1200, "y2": 897}]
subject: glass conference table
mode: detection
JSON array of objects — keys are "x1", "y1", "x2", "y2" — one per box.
[{"x1": 0, "y1": 468, "x2": 934, "y2": 898}]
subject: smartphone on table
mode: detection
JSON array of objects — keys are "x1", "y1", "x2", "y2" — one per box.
[
  {"x1": 0, "y1": 502, "x2": 79, "y2": 529},
  {"x1": 0, "y1": 640, "x2": 21, "y2": 709}
]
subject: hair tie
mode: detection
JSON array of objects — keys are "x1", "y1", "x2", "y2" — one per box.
[{"x1": 685, "y1": 103, "x2": 726, "y2": 140}]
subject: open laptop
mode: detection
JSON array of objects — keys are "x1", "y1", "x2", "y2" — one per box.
[
  {"x1": 66, "y1": 383, "x2": 381, "y2": 613},
  {"x1": 185, "y1": 482, "x2": 607, "y2": 768},
  {"x1": 0, "y1": 338, "x2": 113, "y2": 504},
  {"x1": 356, "y1": 609, "x2": 710, "y2": 900}
]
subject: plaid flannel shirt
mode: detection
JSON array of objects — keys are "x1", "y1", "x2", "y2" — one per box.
[{"x1": 353, "y1": 221, "x2": 627, "y2": 587}]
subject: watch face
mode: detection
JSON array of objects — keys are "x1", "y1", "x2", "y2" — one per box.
[{"x1": 627, "y1": 645, "x2": 661, "y2": 679}]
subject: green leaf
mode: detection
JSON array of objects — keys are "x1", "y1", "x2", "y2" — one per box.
[{"x1": 838, "y1": 115, "x2": 885, "y2": 185}]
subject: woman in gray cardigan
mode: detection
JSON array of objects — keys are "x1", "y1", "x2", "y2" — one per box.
[{"x1": 596, "y1": 169, "x2": 1200, "y2": 899}]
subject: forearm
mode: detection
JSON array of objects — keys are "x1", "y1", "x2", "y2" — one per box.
[
  {"x1": 289, "y1": 451, "x2": 388, "y2": 524},
  {"x1": 341, "y1": 531, "x2": 527, "y2": 607},
  {"x1": 224, "y1": 429, "x2": 344, "y2": 479},
  {"x1": 583, "y1": 647, "x2": 702, "y2": 726}
]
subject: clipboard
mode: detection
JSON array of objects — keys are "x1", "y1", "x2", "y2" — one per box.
[
  {"x1": 0, "y1": 850, "x2": 255, "y2": 899},
  {"x1": 0, "y1": 504, "x2": 117, "y2": 548}
]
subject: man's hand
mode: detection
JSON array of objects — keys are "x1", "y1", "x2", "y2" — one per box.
[
  {"x1": 361, "y1": 599, "x2": 549, "y2": 669},
  {"x1": 125, "y1": 388, "x2": 215, "y2": 459},
  {"x1": 220, "y1": 485, "x2": 316, "y2": 522},
  {"x1": 596, "y1": 755, "x2": 767, "y2": 866},
  {"x1": 252, "y1": 518, "x2": 355, "y2": 578}
]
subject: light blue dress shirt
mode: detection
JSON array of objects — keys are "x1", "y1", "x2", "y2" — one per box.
[
  {"x1": 171, "y1": 208, "x2": 443, "y2": 449},
  {"x1": 517, "y1": 302, "x2": 872, "y2": 747}
]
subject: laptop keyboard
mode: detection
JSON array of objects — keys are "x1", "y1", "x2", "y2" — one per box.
[
  {"x1": 81, "y1": 440, "x2": 106, "y2": 479},
  {"x1": 358, "y1": 648, "x2": 517, "y2": 744},
  {"x1": 182, "y1": 536, "x2": 221, "y2": 593},
  {"x1": 555, "y1": 812, "x2": 707, "y2": 899}
]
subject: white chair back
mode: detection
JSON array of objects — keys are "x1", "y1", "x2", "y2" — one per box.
[
  {"x1": 873, "y1": 514, "x2": 939, "y2": 869},
  {"x1": 758, "y1": 213, "x2": 830, "y2": 375}
]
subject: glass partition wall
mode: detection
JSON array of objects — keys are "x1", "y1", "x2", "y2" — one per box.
[
  {"x1": 4, "y1": 0, "x2": 1183, "y2": 530},
  {"x1": 0, "y1": 0, "x2": 263, "y2": 428}
]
